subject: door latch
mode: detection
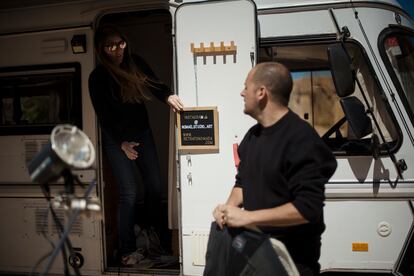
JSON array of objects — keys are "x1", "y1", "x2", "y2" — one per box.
[{"x1": 187, "y1": 172, "x2": 192, "y2": 186}]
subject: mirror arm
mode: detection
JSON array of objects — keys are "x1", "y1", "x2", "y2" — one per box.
[
  {"x1": 322, "y1": 116, "x2": 346, "y2": 140},
  {"x1": 355, "y1": 76, "x2": 407, "y2": 178},
  {"x1": 329, "y1": 9, "x2": 350, "y2": 42},
  {"x1": 354, "y1": 77, "x2": 385, "y2": 141}
]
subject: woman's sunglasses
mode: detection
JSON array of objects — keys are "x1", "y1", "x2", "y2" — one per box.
[{"x1": 105, "y1": 40, "x2": 127, "y2": 52}]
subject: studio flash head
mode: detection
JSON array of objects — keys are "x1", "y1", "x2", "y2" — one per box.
[{"x1": 28, "y1": 124, "x2": 95, "y2": 184}]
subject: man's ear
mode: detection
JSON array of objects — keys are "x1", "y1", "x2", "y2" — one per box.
[
  {"x1": 256, "y1": 85, "x2": 267, "y2": 100},
  {"x1": 257, "y1": 86, "x2": 268, "y2": 110}
]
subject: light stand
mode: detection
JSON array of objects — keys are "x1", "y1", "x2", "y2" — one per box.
[
  {"x1": 40, "y1": 176, "x2": 97, "y2": 276},
  {"x1": 27, "y1": 125, "x2": 98, "y2": 276}
]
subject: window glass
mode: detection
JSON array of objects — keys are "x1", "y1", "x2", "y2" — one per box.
[
  {"x1": 290, "y1": 70, "x2": 345, "y2": 137},
  {"x1": 259, "y1": 42, "x2": 398, "y2": 155},
  {"x1": 381, "y1": 30, "x2": 414, "y2": 124},
  {"x1": 0, "y1": 64, "x2": 81, "y2": 135}
]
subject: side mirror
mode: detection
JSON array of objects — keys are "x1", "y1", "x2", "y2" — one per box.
[
  {"x1": 327, "y1": 44, "x2": 356, "y2": 97},
  {"x1": 340, "y1": 96, "x2": 372, "y2": 139}
]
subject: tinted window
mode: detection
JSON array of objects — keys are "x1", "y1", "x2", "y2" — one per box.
[
  {"x1": 380, "y1": 28, "x2": 414, "y2": 126},
  {"x1": 0, "y1": 63, "x2": 81, "y2": 135}
]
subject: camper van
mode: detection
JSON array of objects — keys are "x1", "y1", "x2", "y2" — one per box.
[{"x1": 0, "y1": 0, "x2": 413, "y2": 275}]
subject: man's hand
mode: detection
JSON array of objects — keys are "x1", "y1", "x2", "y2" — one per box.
[
  {"x1": 213, "y1": 204, "x2": 252, "y2": 229},
  {"x1": 121, "y1": 141, "x2": 139, "y2": 160},
  {"x1": 222, "y1": 205, "x2": 252, "y2": 228},
  {"x1": 167, "y1": 95, "x2": 184, "y2": 112},
  {"x1": 213, "y1": 204, "x2": 226, "y2": 229}
]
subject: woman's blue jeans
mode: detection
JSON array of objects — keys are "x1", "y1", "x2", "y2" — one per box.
[{"x1": 102, "y1": 129, "x2": 163, "y2": 256}]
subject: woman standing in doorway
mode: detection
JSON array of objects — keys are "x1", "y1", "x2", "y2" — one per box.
[{"x1": 88, "y1": 24, "x2": 183, "y2": 265}]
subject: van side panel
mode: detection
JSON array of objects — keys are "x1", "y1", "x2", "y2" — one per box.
[{"x1": 0, "y1": 28, "x2": 100, "y2": 274}]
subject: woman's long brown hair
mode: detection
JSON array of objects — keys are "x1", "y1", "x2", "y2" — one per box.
[{"x1": 94, "y1": 24, "x2": 152, "y2": 103}]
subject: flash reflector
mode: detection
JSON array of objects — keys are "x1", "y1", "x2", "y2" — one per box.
[{"x1": 28, "y1": 125, "x2": 95, "y2": 184}]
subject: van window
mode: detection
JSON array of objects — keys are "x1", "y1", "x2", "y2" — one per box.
[
  {"x1": 380, "y1": 28, "x2": 414, "y2": 126},
  {"x1": 259, "y1": 42, "x2": 399, "y2": 155},
  {"x1": 0, "y1": 63, "x2": 81, "y2": 135}
]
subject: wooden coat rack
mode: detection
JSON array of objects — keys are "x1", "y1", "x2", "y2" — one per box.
[{"x1": 191, "y1": 41, "x2": 237, "y2": 64}]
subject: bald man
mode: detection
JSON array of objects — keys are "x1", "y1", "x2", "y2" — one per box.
[{"x1": 213, "y1": 62, "x2": 337, "y2": 275}]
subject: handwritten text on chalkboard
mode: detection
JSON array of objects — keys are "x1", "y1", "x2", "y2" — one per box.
[{"x1": 180, "y1": 110, "x2": 215, "y2": 146}]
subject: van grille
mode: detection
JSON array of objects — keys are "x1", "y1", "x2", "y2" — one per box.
[
  {"x1": 52, "y1": 209, "x2": 83, "y2": 235},
  {"x1": 35, "y1": 207, "x2": 49, "y2": 234},
  {"x1": 24, "y1": 140, "x2": 49, "y2": 165},
  {"x1": 34, "y1": 207, "x2": 83, "y2": 236},
  {"x1": 24, "y1": 141, "x2": 38, "y2": 165}
]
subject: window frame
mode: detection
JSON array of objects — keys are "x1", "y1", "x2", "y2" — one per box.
[
  {"x1": 0, "y1": 62, "x2": 82, "y2": 136},
  {"x1": 259, "y1": 37, "x2": 402, "y2": 156}
]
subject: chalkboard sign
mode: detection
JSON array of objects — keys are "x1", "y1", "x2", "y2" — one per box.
[{"x1": 177, "y1": 107, "x2": 219, "y2": 153}]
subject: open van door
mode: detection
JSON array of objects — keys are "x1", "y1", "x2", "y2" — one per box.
[{"x1": 175, "y1": 0, "x2": 256, "y2": 274}]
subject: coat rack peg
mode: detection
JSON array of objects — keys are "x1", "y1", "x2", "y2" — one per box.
[
  {"x1": 210, "y1": 42, "x2": 216, "y2": 64},
  {"x1": 230, "y1": 41, "x2": 236, "y2": 50},
  {"x1": 199, "y1": 42, "x2": 206, "y2": 64},
  {"x1": 231, "y1": 41, "x2": 237, "y2": 63},
  {"x1": 191, "y1": 41, "x2": 238, "y2": 65}
]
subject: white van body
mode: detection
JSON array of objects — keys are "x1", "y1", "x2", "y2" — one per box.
[{"x1": 0, "y1": 0, "x2": 413, "y2": 275}]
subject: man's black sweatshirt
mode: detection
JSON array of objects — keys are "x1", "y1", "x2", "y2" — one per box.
[{"x1": 235, "y1": 110, "x2": 337, "y2": 266}]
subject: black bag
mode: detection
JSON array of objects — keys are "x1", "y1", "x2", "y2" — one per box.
[{"x1": 204, "y1": 222, "x2": 298, "y2": 276}]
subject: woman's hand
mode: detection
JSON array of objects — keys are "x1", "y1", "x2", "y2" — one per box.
[
  {"x1": 167, "y1": 95, "x2": 184, "y2": 112},
  {"x1": 121, "y1": 141, "x2": 139, "y2": 160}
]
